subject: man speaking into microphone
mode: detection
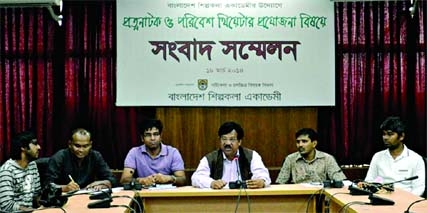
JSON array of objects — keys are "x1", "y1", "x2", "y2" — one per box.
[
  {"x1": 191, "y1": 121, "x2": 271, "y2": 189},
  {"x1": 364, "y1": 116, "x2": 425, "y2": 196}
]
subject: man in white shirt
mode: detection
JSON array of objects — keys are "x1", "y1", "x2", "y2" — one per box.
[
  {"x1": 191, "y1": 121, "x2": 271, "y2": 189},
  {"x1": 365, "y1": 116, "x2": 425, "y2": 196}
]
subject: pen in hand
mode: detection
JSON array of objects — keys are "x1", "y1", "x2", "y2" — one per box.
[
  {"x1": 68, "y1": 174, "x2": 80, "y2": 191},
  {"x1": 68, "y1": 175, "x2": 76, "y2": 183}
]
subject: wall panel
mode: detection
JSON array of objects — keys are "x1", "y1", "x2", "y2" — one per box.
[{"x1": 157, "y1": 107, "x2": 318, "y2": 170}]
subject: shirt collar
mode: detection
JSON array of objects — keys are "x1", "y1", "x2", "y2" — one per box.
[
  {"x1": 141, "y1": 143, "x2": 166, "y2": 156},
  {"x1": 296, "y1": 149, "x2": 325, "y2": 162},
  {"x1": 222, "y1": 150, "x2": 240, "y2": 161},
  {"x1": 386, "y1": 144, "x2": 409, "y2": 160}
]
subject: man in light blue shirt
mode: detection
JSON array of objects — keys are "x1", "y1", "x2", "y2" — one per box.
[
  {"x1": 191, "y1": 121, "x2": 271, "y2": 189},
  {"x1": 120, "y1": 119, "x2": 186, "y2": 186}
]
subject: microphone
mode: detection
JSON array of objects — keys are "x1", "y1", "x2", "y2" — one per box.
[
  {"x1": 123, "y1": 178, "x2": 142, "y2": 190},
  {"x1": 384, "y1": 175, "x2": 418, "y2": 184},
  {"x1": 349, "y1": 176, "x2": 418, "y2": 195},
  {"x1": 235, "y1": 155, "x2": 242, "y2": 183},
  {"x1": 368, "y1": 193, "x2": 395, "y2": 205},
  {"x1": 323, "y1": 169, "x2": 344, "y2": 188},
  {"x1": 380, "y1": 176, "x2": 419, "y2": 192},
  {"x1": 229, "y1": 154, "x2": 247, "y2": 189},
  {"x1": 87, "y1": 198, "x2": 112, "y2": 208},
  {"x1": 89, "y1": 188, "x2": 112, "y2": 200},
  {"x1": 348, "y1": 184, "x2": 372, "y2": 195}
]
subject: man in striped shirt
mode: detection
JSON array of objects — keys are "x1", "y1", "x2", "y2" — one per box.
[{"x1": 0, "y1": 131, "x2": 42, "y2": 212}]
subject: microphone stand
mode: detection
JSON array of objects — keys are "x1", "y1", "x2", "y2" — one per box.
[{"x1": 324, "y1": 169, "x2": 344, "y2": 188}]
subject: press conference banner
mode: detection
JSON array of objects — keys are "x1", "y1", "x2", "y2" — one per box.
[{"x1": 116, "y1": 0, "x2": 335, "y2": 106}]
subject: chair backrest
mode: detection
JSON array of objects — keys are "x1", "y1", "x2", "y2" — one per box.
[{"x1": 35, "y1": 157, "x2": 50, "y2": 189}]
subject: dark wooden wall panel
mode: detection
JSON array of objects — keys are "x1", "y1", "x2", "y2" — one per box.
[{"x1": 156, "y1": 107, "x2": 317, "y2": 171}]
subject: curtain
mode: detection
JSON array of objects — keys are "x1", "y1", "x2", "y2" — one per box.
[
  {"x1": 0, "y1": 1, "x2": 425, "y2": 168},
  {"x1": 0, "y1": 7, "x2": 55, "y2": 161},
  {"x1": 0, "y1": 2, "x2": 155, "y2": 168},
  {"x1": 58, "y1": 1, "x2": 155, "y2": 168},
  {"x1": 318, "y1": 1, "x2": 426, "y2": 165}
]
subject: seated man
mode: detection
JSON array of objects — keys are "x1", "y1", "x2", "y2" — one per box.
[
  {"x1": 46, "y1": 128, "x2": 117, "y2": 192},
  {"x1": 364, "y1": 116, "x2": 425, "y2": 196},
  {"x1": 120, "y1": 119, "x2": 186, "y2": 186},
  {"x1": 191, "y1": 121, "x2": 271, "y2": 189},
  {"x1": 0, "y1": 131, "x2": 42, "y2": 212},
  {"x1": 276, "y1": 128, "x2": 346, "y2": 184}
]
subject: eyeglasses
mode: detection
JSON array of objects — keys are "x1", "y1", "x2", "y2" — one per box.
[
  {"x1": 220, "y1": 137, "x2": 239, "y2": 143},
  {"x1": 143, "y1": 132, "x2": 160, "y2": 138}
]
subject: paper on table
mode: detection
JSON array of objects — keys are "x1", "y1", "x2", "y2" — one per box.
[
  {"x1": 71, "y1": 187, "x2": 110, "y2": 195},
  {"x1": 147, "y1": 184, "x2": 177, "y2": 190}
]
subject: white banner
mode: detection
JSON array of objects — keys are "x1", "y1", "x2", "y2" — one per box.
[{"x1": 117, "y1": 0, "x2": 335, "y2": 106}]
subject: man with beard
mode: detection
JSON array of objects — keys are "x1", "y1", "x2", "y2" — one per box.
[
  {"x1": 364, "y1": 116, "x2": 425, "y2": 196},
  {"x1": 191, "y1": 121, "x2": 271, "y2": 189},
  {"x1": 120, "y1": 119, "x2": 186, "y2": 186},
  {"x1": 0, "y1": 131, "x2": 42, "y2": 212},
  {"x1": 46, "y1": 128, "x2": 116, "y2": 192},
  {"x1": 276, "y1": 128, "x2": 346, "y2": 184}
]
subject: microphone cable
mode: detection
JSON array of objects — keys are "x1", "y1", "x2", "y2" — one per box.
[
  {"x1": 324, "y1": 192, "x2": 349, "y2": 213},
  {"x1": 305, "y1": 188, "x2": 324, "y2": 213},
  {"x1": 234, "y1": 185, "x2": 243, "y2": 213},
  {"x1": 233, "y1": 183, "x2": 251, "y2": 213},
  {"x1": 110, "y1": 205, "x2": 136, "y2": 213},
  {"x1": 244, "y1": 186, "x2": 251, "y2": 213},
  {"x1": 106, "y1": 203, "x2": 136, "y2": 213},
  {"x1": 337, "y1": 201, "x2": 369, "y2": 213},
  {"x1": 233, "y1": 155, "x2": 251, "y2": 213},
  {"x1": 111, "y1": 195, "x2": 143, "y2": 213},
  {"x1": 404, "y1": 198, "x2": 426, "y2": 213}
]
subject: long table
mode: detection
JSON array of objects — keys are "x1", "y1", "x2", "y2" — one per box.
[
  {"x1": 136, "y1": 184, "x2": 323, "y2": 213},
  {"x1": 324, "y1": 187, "x2": 427, "y2": 213},
  {"x1": 35, "y1": 190, "x2": 136, "y2": 213},
  {"x1": 31, "y1": 184, "x2": 427, "y2": 212}
]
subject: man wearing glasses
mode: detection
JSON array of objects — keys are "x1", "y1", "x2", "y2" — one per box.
[
  {"x1": 45, "y1": 128, "x2": 116, "y2": 192},
  {"x1": 120, "y1": 119, "x2": 186, "y2": 187},
  {"x1": 191, "y1": 121, "x2": 271, "y2": 189}
]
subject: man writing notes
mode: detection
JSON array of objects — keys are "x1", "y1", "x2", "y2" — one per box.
[{"x1": 46, "y1": 128, "x2": 116, "y2": 192}]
